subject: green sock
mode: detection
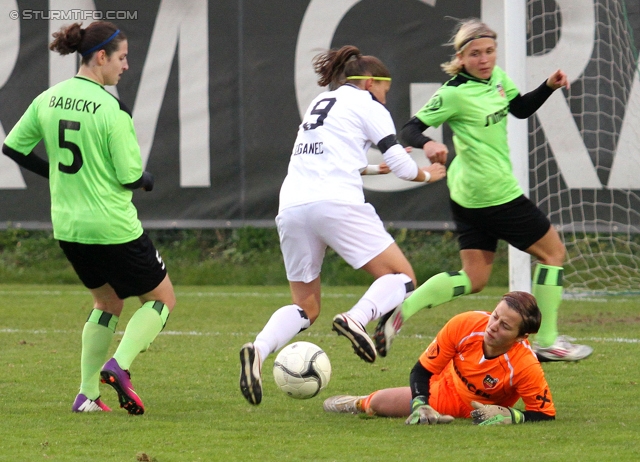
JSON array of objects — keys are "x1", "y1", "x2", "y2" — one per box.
[
  {"x1": 401, "y1": 271, "x2": 472, "y2": 321},
  {"x1": 113, "y1": 301, "x2": 170, "y2": 370},
  {"x1": 532, "y1": 264, "x2": 563, "y2": 347},
  {"x1": 80, "y1": 309, "x2": 118, "y2": 399}
]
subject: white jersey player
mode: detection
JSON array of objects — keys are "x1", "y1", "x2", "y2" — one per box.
[
  {"x1": 280, "y1": 83, "x2": 421, "y2": 208},
  {"x1": 239, "y1": 45, "x2": 447, "y2": 406}
]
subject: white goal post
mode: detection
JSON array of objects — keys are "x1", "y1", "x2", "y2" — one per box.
[{"x1": 483, "y1": 0, "x2": 532, "y2": 293}]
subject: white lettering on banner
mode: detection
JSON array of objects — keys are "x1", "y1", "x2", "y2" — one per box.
[
  {"x1": 296, "y1": 0, "x2": 640, "y2": 192},
  {"x1": 607, "y1": 70, "x2": 640, "y2": 187},
  {"x1": 133, "y1": 0, "x2": 210, "y2": 187},
  {"x1": 293, "y1": 0, "x2": 437, "y2": 115},
  {"x1": 0, "y1": 0, "x2": 26, "y2": 189},
  {"x1": 0, "y1": 0, "x2": 210, "y2": 190},
  {"x1": 294, "y1": 0, "x2": 438, "y2": 193},
  {"x1": 294, "y1": 0, "x2": 355, "y2": 116},
  {"x1": 527, "y1": 0, "x2": 602, "y2": 189}
]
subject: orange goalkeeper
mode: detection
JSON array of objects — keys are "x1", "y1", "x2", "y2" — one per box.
[{"x1": 324, "y1": 291, "x2": 556, "y2": 425}]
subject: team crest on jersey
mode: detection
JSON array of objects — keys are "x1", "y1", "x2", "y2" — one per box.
[
  {"x1": 426, "y1": 94, "x2": 442, "y2": 111},
  {"x1": 426, "y1": 341, "x2": 439, "y2": 359},
  {"x1": 496, "y1": 83, "x2": 506, "y2": 98},
  {"x1": 483, "y1": 374, "x2": 499, "y2": 390}
]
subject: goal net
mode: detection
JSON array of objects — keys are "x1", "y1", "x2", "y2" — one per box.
[{"x1": 527, "y1": 0, "x2": 640, "y2": 295}]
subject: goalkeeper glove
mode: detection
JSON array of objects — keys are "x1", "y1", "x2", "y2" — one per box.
[
  {"x1": 470, "y1": 401, "x2": 525, "y2": 425},
  {"x1": 405, "y1": 396, "x2": 454, "y2": 425}
]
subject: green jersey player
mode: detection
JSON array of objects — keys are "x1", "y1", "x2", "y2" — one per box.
[
  {"x1": 373, "y1": 18, "x2": 592, "y2": 363},
  {"x1": 2, "y1": 21, "x2": 176, "y2": 414}
]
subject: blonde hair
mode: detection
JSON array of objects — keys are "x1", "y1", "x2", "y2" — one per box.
[{"x1": 440, "y1": 18, "x2": 497, "y2": 76}]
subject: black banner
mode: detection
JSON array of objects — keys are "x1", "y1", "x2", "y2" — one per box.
[{"x1": 1, "y1": 1, "x2": 639, "y2": 230}]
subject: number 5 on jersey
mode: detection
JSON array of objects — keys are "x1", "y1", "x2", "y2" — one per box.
[{"x1": 58, "y1": 119, "x2": 83, "y2": 174}]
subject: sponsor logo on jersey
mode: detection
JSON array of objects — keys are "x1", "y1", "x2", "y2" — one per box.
[
  {"x1": 482, "y1": 374, "x2": 499, "y2": 390},
  {"x1": 484, "y1": 105, "x2": 509, "y2": 127},
  {"x1": 453, "y1": 363, "x2": 491, "y2": 399},
  {"x1": 426, "y1": 341, "x2": 439, "y2": 359}
]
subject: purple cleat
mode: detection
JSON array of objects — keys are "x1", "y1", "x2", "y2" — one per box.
[
  {"x1": 72, "y1": 393, "x2": 111, "y2": 412},
  {"x1": 100, "y1": 358, "x2": 145, "y2": 415}
]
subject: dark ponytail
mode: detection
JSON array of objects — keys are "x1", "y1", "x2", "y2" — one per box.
[
  {"x1": 312, "y1": 45, "x2": 390, "y2": 90},
  {"x1": 50, "y1": 21, "x2": 126, "y2": 64},
  {"x1": 49, "y1": 22, "x2": 84, "y2": 55}
]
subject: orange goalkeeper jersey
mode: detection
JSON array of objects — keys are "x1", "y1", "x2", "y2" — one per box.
[{"x1": 419, "y1": 311, "x2": 555, "y2": 418}]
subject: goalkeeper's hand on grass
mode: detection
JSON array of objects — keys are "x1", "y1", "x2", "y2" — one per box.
[
  {"x1": 405, "y1": 396, "x2": 454, "y2": 425},
  {"x1": 470, "y1": 401, "x2": 525, "y2": 425}
]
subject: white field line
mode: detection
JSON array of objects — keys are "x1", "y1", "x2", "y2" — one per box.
[
  {"x1": 0, "y1": 290, "x2": 356, "y2": 298},
  {"x1": 1, "y1": 328, "x2": 638, "y2": 344},
  {"x1": 0, "y1": 289, "x2": 636, "y2": 304},
  {"x1": 406, "y1": 334, "x2": 640, "y2": 344}
]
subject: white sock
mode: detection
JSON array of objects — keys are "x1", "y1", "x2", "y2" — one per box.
[
  {"x1": 346, "y1": 273, "x2": 413, "y2": 327},
  {"x1": 253, "y1": 304, "x2": 310, "y2": 365}
]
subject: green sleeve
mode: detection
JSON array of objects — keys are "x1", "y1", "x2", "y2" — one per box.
[
  {"x1": 4, "y1": 96, "x2": 44, "y2": 155},
  {"x1": 414, "y1": 85, "x2": 458, "y2": 129},
  {"x1": 108, "y1": 110, "x2": 143, "y2": 186}
]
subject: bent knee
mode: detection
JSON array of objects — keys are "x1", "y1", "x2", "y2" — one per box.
[
  {"x1": 467, "y1": 275, "x2": 489, "y2": 293},
  {"x1": 540, "y1": 248, "x2": 566, "y2": 267},
  {"x1": 163, "y1": 294, "x2": 177, "y2": 311},
  {"x1": 93, "y1": 299, "x2": 124, "y2": 315}
]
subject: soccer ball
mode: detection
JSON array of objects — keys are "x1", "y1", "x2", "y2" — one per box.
[{"x1": 273, "y1": 341, "x2": 332, "y2": 399}]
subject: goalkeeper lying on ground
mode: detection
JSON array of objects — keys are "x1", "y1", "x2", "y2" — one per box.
[{"x1": 323, "y1": 291, "x2": 555, "y2": 425}]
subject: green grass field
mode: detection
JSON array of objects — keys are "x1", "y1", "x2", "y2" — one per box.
[{"x1": 2, "y1": 284, "x2": 639, "y2": 461}]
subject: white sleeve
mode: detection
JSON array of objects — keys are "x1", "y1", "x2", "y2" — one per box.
[
  {"x1": 382, "y1": 143, "x2": 419, "y2": 181},
  {"x1": 360, "y1": 102, "x2": 419, "y2": 181}
]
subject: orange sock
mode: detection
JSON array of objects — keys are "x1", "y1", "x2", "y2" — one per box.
[{"x1": 360, "y1": 391, "x2": 379, "y2": 415}]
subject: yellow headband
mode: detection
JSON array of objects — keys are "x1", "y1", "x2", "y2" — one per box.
[{"x1": 346, "y1": 75, "x2": 392, "y2": 82}]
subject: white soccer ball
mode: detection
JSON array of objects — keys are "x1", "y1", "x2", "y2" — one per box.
[{"x1": 273, "y1": 341, "x2": 332, "y2": 399}]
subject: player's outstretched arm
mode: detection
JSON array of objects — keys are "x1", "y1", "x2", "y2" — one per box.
[
  {"x1": 546, "y1": 69, "x2": 570, "y2": 91},
  {"x1": 421, "y1": 163, "x2": 446, "y2": 184},
  {"x1": 423, "y1": 140, "x2": 448, "y2": 165},
  {"x1": 361, "y1": 162, "x2": 391, "y2": 175}
]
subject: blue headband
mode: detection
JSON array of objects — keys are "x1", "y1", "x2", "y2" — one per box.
[{"x1": 80, "y1": 29, "x2": 120, "y2": 57}]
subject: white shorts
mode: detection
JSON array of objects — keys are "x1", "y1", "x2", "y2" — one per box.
[{"x1": 276, "y1": 201, "x2": 395, "y2": 283}]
